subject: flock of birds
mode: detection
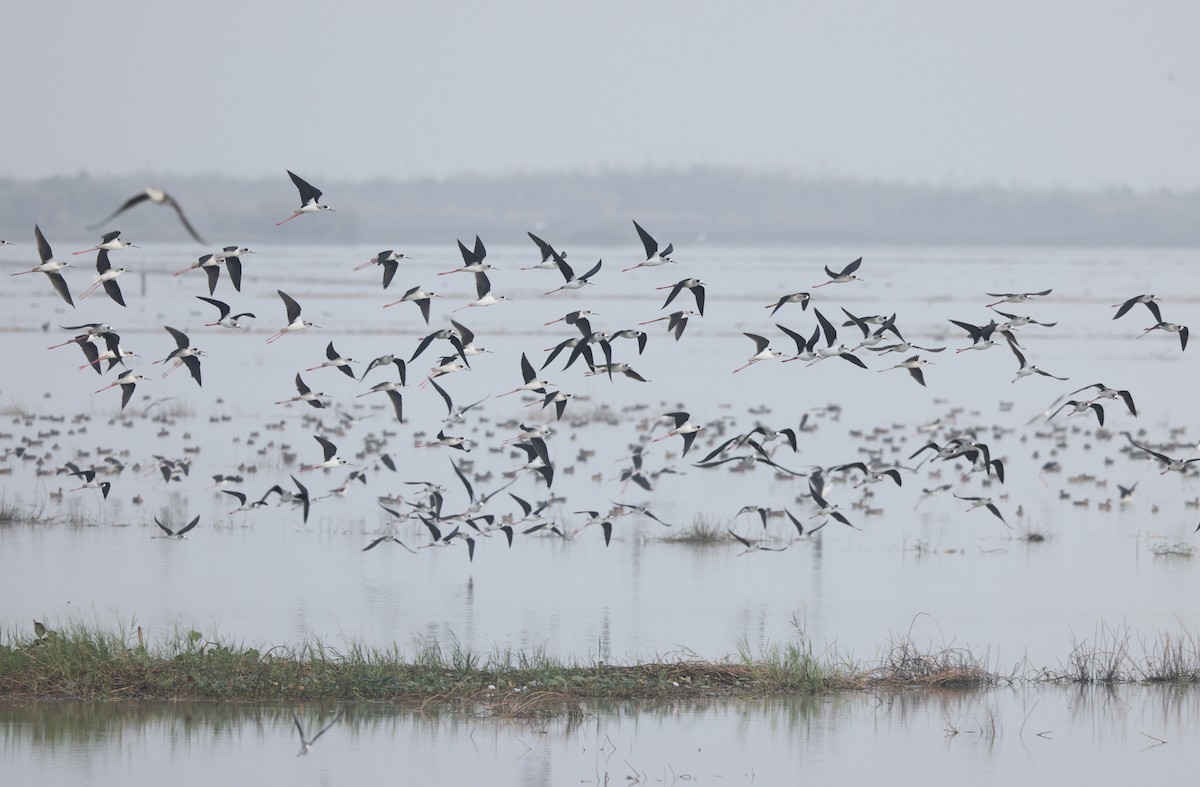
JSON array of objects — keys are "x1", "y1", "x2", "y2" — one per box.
[{"x1": 2, "y1": 170, "x2": 1198, "y2": 568}]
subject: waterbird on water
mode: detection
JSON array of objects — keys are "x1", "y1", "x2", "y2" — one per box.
[
  {"x1": 89, "y1": 187, "x2": 206, "y2": 244},
  {"x1": 276, "y1": 171, "x2": 333, "y2": 225}
]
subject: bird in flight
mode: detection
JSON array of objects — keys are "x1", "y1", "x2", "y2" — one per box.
[
  {"x1": 277, "y1": 171, "x2": 334, "y2": 225},
  {"x1": 89, "y1": 187, "x2": 206, "y2": 244}
]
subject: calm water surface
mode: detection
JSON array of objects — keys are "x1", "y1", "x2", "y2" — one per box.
[
  {"x1": 3, "y1": 687, "x2": 1199, "y2": 785},
  {"x1": 1, "y1": 241, "x2": 1197, "y2": 665}
]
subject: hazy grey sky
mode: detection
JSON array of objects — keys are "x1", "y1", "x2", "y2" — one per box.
[{"x1": 7, "y1": 0, "x2": 1199, "y2": 189}]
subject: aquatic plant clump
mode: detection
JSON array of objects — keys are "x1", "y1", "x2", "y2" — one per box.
[{"x1": 2, "y1": 622, "x2": 1199, "y2": 705}]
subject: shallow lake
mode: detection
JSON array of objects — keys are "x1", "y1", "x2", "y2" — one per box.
[
  {"x1": 3, "y1": 686, "x2": 1199, "y2": 785},
  {"x1": 1, "y1": 240, "x2": 1197, "y2": 668}
]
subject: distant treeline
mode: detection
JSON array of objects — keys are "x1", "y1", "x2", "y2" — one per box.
[{"x1": 2, "y1": 169, "x2": 1199, "y2": 246}]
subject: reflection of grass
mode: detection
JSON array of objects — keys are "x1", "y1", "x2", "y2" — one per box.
[
  {"x1": 5, "y1": 618, "x2": 1200, "y2": 704},
  {"x1": 1149, "y1": 542, "x2": 1195, "y2": 558}
]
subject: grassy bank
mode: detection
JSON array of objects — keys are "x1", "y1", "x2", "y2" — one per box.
[{"x1": 1, "y1": 621, "x2": 1197, "y2": 706}]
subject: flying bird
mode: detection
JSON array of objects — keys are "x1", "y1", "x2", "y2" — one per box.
[
  {"x1": 383, "y1": 286, "x2": 438, "y2": 324},
  {"x1": 544, "y1": 252, "x2": 601, "y2": 295},
  {"x1": 73, "y1": 230, "x2": 137, "y2": 256},
  {"x1": 12, "y1": 225, "x2": 73, "y2": 306},
  {"x1": 878, "y1": 355, "x2": 930, "y2": 386},
  {"x1": 985, "y1": 289, "x2": 1051, "y2": 308},
  {"x1": 354, "y1": 250, "x2": 411, "y2": 289},
  {"x1": 305, "y1": 342, "x2": 357, "y2": 379},
  {"x1": 1068, "y1": 382, "x2": 1136, "y2": 416},
  {"x1": 267, "y1": 290, "x2": 320, "y2": 343},
  {"x1": 439, "y1": 236, "x2": 494, "y2": 276},
  {"x1": 453, "y1": 271, "x2": 508, "y2": 312},
  {"x1": 1112, "y1": 294, "x2": 1161, "y2": 322},
  {"x1": 765, "y1": 291, "x2": 811, "y2": 316},
  {"x1": 302, "y1": 435, "x2": 353, "y2": 471},
  {"x1": 154, "y1": 326, "x2": 204, "y2": 385},
  {"x1": 954, "y1": 494, "x2": 1009, "y2": 525},
  {"x1": 733, "y1": 333, "x2": 785, "y2": 373},
  {"x1": 812, "y1": 257, "x2": 863, "y2": 288},
  {"x1": 89, "y1": 187, "x2": 206, "y2": 244},
  {"x1": 625, "y1": 220, "x2": 675, "y2": 271},
  {"x1": 277, "y1": 170, "x2": 333, "y2": 225},
  {"x1": 638, "y1": 309, "x2": 697, "y2": 341},
  {"x1": 524, "y1": 231, "x2": 565, "y2": 270},
  {"x1": 276, "y1": 374, "x2": 328, "y2": 409},
  {"x1": 1139, "y1": 321, "x2": 1189, "y2": 351},
  {"x1": 95, "y1": 369, "x2": 147, "y2": 409},
  {"x1": 77, "y1": 250, "x2": 126, "y2": 306},
  {"x1": 152, "y1": 515, "x2": 200, "y2": 540},
  {"x1": 196, "y1": 296, "x2": 255, "y2": 329},
  {"x1": 657, "y1": 278, "x2": 705, "y2": 315}
]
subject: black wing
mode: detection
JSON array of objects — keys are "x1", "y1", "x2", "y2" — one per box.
[
  {"x1": 88, "y1": 193, "x2": 152, "y2": 230},
  {"x1": 287, "y1": 170, "x2": 323, "y2": 205},
  {"x1": 278, "y1": 290, "x2": 302, "y2": 323}
]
